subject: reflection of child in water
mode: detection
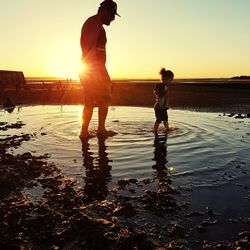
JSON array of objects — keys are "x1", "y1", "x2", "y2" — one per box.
[{"x1": 154, "y1": 68, "x2": 174, "y2": 134}]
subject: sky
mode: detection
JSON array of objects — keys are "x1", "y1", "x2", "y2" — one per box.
[{"x1": 1, "y1": 0, "x2": 250, "y2": 79}]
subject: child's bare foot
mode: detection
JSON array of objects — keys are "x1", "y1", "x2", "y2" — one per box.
[{"x1": 154, "y1": 129, "x2": 158, "y2": 135}]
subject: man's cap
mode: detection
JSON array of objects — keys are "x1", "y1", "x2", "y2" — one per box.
[{"x1": 100, "y1": 0, "x2": 121, "y2": 17}]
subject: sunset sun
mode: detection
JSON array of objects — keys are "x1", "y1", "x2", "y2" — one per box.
[{"x1": 45, "y1": 43, "x2": 81, "y2": 79}]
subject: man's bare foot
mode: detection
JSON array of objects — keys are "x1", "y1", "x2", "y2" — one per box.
[{"x1": 79, "y1": 129, "x2": 94, "y2": 139}]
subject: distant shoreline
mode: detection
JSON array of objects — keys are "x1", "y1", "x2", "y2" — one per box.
[
  {"x1": 24, "y1": 75, "x2": 250, "y2": 81},
  {"x1": 1, "y1": 79, "x2": 250, "y2": 113}
]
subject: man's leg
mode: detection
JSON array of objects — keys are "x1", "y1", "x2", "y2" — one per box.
[
  {"x1": 80, "y1": 106, "x2": 94, "y2": 137},
  {"x1": 97, "y1": 105, "x2": 109, "y2": 133}
]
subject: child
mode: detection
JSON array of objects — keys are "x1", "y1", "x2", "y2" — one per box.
[{"x1": 154, "y1": 68, "x2": 174, "y2": 134}]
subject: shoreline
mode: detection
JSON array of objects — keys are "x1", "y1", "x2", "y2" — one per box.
[{"x1": 1, "y1": 81, "x2": 250, "y2": 114}]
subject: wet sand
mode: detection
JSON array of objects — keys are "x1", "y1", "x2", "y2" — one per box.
[{"x1": 1, "y1": 107, "x2": 250, "y2": 249}]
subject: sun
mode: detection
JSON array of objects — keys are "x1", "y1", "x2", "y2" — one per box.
[
  {"x1": 79, "y1": 61, "x2": 88, "y2": 77},
  {"x1": 45, "y1": 43, "x2": 82, "y2": 80}
]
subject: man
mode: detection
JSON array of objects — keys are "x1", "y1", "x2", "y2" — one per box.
[{"x1": 79, "y1": 0, "x2": 120, "y2": 138}]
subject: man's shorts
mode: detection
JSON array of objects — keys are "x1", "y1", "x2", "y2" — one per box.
[
  {"x1": 81, "y1": 75, "x2": 111, "y2": 107},
  {"x1": 155, "y1": 108, "x2": 168, "y2": 123}
]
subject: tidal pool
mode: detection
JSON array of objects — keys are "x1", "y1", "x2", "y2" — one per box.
[{"x1": 1, "y1": 105, "x2": 249, "y2": 190}]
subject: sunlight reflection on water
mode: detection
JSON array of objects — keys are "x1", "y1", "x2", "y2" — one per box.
[{"x1": 1, "y1": 105, "x2": 249, "y2": 189}]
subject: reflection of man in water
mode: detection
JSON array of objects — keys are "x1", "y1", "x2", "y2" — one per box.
[
  {"x1": 81, "y1": 136, "x2": 112, "y2": 202},
  {"x1": 79, "y1": 0, "x2": 120, "y2": 138}
]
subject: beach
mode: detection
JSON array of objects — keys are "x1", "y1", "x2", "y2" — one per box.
[
  {"x1": 0, "y1": 103, "x2": 250, "y2": 249},
  {"x1": 2, "y1": 0, "x2": 250, "y2": 246},
  {"x1": 1, "y1": 78, "x2": 250, "y2": 114}
]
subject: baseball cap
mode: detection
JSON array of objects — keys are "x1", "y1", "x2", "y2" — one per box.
[{"x1": 100, "y1": 0, "x2": 121, "y2": 17}]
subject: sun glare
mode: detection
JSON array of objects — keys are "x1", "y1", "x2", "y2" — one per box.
[
  {"x1": 45, "y1": 43, "x2": 81, "y2": 80},
  {"x1": 79, "y1": 61, "x2": 88, "y2": 77}
]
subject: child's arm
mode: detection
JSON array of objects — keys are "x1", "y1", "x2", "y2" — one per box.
[{"x1": 154, "y1": 85, "x2": 158, "y2": 95}]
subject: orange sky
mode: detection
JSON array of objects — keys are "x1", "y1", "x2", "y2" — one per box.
[{"x1": 1, "y1": 0, "x2": 250, "y2": 79}]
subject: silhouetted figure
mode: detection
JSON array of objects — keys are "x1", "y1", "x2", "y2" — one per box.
[
  {"x1": 81, "y1": 136, "x2": 112, "y2": 202},
  {"x1": 154, "y1": 68, "x2": 174, "y2": 134},
  {"x1": 79, "y1": 0, "x2": 120, "y2": 138},
  {"x1": 3, "y1": 97, "x2": 15, "y2": 113}
]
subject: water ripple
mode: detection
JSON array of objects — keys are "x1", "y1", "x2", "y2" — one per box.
[{"x1": 1, "y1": 106, "x2": 249, "y2": 188}]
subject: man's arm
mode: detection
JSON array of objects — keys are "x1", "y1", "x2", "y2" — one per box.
[
  {"x1": 80, "y1": 17, "x2": 111, "y2": 82},
  {"x1": 80, "y1": 18, "x2": 100, "y2": 64}
]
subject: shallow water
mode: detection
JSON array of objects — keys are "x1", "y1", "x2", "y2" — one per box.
[{"x1": 1, "y1": 105, "x2": 249, "y2": 192}]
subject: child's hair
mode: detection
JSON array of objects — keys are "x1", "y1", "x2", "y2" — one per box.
[{"x1": 159, "y1": 68, "x2": 174, "y2": 80}]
